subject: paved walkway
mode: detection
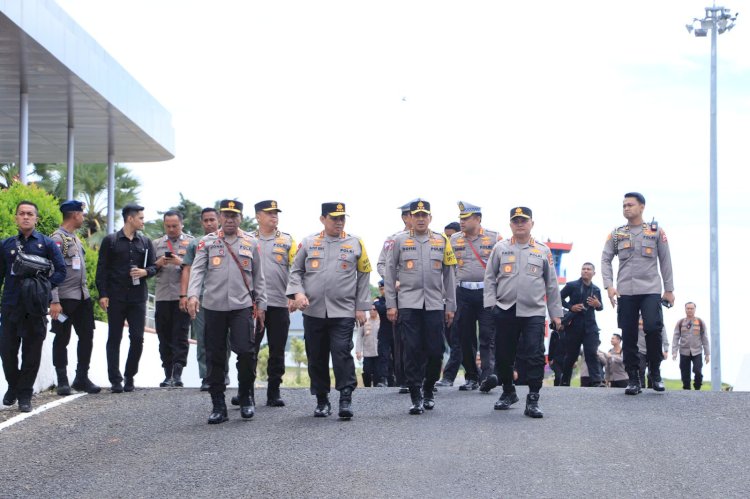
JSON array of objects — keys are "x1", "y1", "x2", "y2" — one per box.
[{"x1": 0, "y1": 385, "x2": 747, "y2": 498}]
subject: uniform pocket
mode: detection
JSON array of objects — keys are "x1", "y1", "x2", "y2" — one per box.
[
  {"x1": 526, "y1": 258, "x2": 543, "y2": 277},
  {"x1": 499, "y1": 254, "x2": 517, "y2": 276},
  {"x1": 336, "y1": 254, "x2": 355, "y2": 273},
  {"x1": 617, "y1": 240, "x2": 633, "y2": 260},
  {"x1": 401, "y1": 253, "x2": 418, "y2": 272},
  {"x1": 641, "y1": 239, "x2": 656, "y2": 257},
  {"x1": 429, "y1": 253, "x2": 442, "y2": 273},
  {"x1": 305, "y1": 257, "x2": 323, "y2": 272}
]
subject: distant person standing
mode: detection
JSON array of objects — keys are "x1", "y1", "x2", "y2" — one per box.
[
  {"x1": 601, "y1": 192, "x2": 674, "y2": 395},
  {"x1": 1, "y1": 201, "x2": 66, "y2": 412},
  {"x1": 153, "y1": 211, "x2": 193, "y2": 388},
  {"x1": 96, "y1": 204, "x2": 156, "y2": 393},
  {"x1": 484, "y1": 207, "x2": 563, "y2": 418},
  {"x1": 287, "y1": 202, "x2": 371, "y2": 419},
  {"x1": 49, "y1": 200, "x2": 100, "y2": 395},
  {"x1": 373, "y1": 280, "x2": 394, "y2": 387},
  {"x1": 605, "y1": 334, "x2": 629, "y2": 388},
  {"x1": 559, "y1": 263, "x2": 604, "y2": 387},
  {"x1": 672, "y1": 302, "x2": 709, "y2": 390},
  {"x1": 355, "y1": 304, "x2": 380, "y2": 387}
]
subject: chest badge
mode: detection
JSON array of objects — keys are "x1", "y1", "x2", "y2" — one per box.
[{"x1": 212, "y1": 256, "x2": 222, "y2": 266}]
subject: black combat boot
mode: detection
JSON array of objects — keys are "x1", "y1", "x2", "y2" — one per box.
[
  {"x1": 409, "y1": 387, "x2": 424, "y2": 415},
  {"x1": 208, "y1": 393, "x2": 229, "y2": 424},
  {"x1": 124, "y1": 377, "x2": 135, "y2": 392},
  {"x1": 459, "y1": 379, "x2": 479, "y2": 391},
  {"x1": 238, "y1": 386, "x2": 255, "y2": 419},
  {"x1": 650, "y1": 365, "x2": 665, "y2": 392},
  {"x1": 338, "y1": 387, "x2": 354, "y2": 419},
  {"x1": 480, "y1": 374, "x2": 498, "y2": 393},
  {"x1": 314, "y1": 394, "x2": 332, "y2": 417},
  {"x1": 3, "y1": 387, "x2": 17, "y2": 406},
  {"x1": 200, "y1": 379, "x2": 210, "y2": 391},
  {"x1": 524, "y1": 393, "x2": 544, "y2": 418},
  {"x1": 267, "y1": 381, "x2": 285, "y2": 407},
  {"x1": 423, "y1": 387, "x2": 435, "y2": 410},
  {"x1": 172, "y1": 363, "x2": 184, "y2": 388},
  {"x1": 159, "y1": 367, "x2": 172, "y2": 388},
  {"x1": 72, "y1": 370, "x2": 101, "y2": 394},
  {"x1": 56, "y1": 368, "x2": 72, "y2": 396},
  {"x1": 625, "y1": 370, "x2": 642, "y2": 395},
  {"x1": 18, "y1": 395, "x2": 32, "y2": 413},
  {"x1": 494, "y1": 386, "x2": 519, "y2": 410}
]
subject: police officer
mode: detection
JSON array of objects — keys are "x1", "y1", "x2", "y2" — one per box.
[
  {"x1": 672, "y1": 302, "x2": 709, "y2": 390},
  {"x1": 385, "y1": 200, "x2": 457, "y2": 414},
  {"x1": 49, "y1": 200, "x2": 100, "y2": 395},
  {"x1": 601, "y1": 192, "x2": 674, "y2": 395},
  {"x1": 436, "y1": 221, "x2": 463, "y2": 387},
  {"x1": 188, "y1": 200, "x2": 266, "y2": 424},
  {"x1": 96, "y1": 203, "x2": 156, "y2": 393},
  {"x1": 0, "y1": 201, "x2": 66, "y2": 412},
  {"x1": 180, "y1": 207, "x2": 228, "y2": 390},
  {"x1": 287, "y1": 202, "x2": 371, "y2": 419},
  {"x1": 153, "y1": 211, "x2": 193, "y2": 388},
  {"x1": 244, "y1": 199, "x2": 296, "y2": 407},
  {"x1": 373, "y1": 279, "x2": 393, "y2": 386},
  {"x1": 484, "y1": 207, "x2": 562, "y2": 418},
  {"x1": 377, "y1": 200, "x2": 415, "y2": 394},
  {"x1": 451, "y1": 201, "x2": 501, "y2": 392}
]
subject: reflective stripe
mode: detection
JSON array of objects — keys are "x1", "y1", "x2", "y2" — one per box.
[{"x1": 459, "y1": 281, "x2": 484, "y2": 290}]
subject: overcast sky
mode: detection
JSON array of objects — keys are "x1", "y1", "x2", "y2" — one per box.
[{"x1": 56, "y1": 0, "x2": 749, "y2": 386}]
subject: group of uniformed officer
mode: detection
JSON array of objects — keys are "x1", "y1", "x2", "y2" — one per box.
[{"x1": 1, "y1": 190, "x2": 675, "y2": 421}]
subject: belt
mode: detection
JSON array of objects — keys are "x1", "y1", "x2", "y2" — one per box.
[{"x1": 458, "y1": 281, "x2": 484, "y2": 290}]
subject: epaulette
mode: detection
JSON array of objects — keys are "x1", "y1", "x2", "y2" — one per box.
[{"x1": 612, "y1": 225, "x2": 629, "y2": 256}]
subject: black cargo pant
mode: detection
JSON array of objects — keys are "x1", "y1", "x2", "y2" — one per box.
[
  {"x1": 253, "y1": 306, "x2": 290, "y2": 388},
  {"x1": 492, "y1": 305, "x2": 545, "y2": 393},
  {"x1": 457, "y1": 287, "x2": 495, "y2": 382},
  {"x1": 680, "y1": 353, "x2": 704, "y2": 390},
  {"x1": 560, "y1": 328, "x2": 602, "y2": 385},
  {"x1": 204, "y1": 307, "x2": 256, "y2": 396},
  {"x1": 0, "y1": 307, "x2": 46, "y2": 399},
  {"x1": 618, "y1": 294, "x2": 663, "y2": 376},
  {"x1": 106, "y1": 300, "x2": 146, "y2": 384},
  {"x1": 51, "y1": 298, "x2": 95, "y2": 372},
  {"x1": 441, "y1": 312, "x2": 463, "y2": 382},
  {"x1": 303, "y1": 316, "x2": 357, "y2": 395},
  {"x1": 155, "y1": 300, "x2": 190, "y2": 370},
  {"x1": 400, "y1": 308, "x2": 444, "y2": 391},
  {"x1": 376, "y1": 322, "x2": 394, "y2": 384}
]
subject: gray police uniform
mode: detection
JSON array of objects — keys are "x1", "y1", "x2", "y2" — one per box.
[
  {"x1": 673, "y1": 316, "x2": 709, "y2": 390},
  {"x1": 250, "y1": 229, "x2": 296, "y2": 394},
  {"x1": 484, "y1": 237, "x2": 563, "y2": 393},
  {"x1": 154, "y1": 233, "x2": 194, "y2": 374},
  {"x1": 377, "y1": 229, "x2": 407, "y2": 387},
  {"x1": 451, "y1": 228, "x2": 501, "y2": 384},
  {"x1": 286, "y1": 230, "x2": 371, "y2": 395},
  {"x1": 50, "y1": 227, "x2": 96, "y2": 376},
  {"x1": 601, "y1": 223, "x2": 674, "y2": 377},
  {"x1": 384, "y1": 230, "x2": 456, "y2": 392},
  {"x1": 188, "y1": 229, "x2": 266, "y2": 395}
]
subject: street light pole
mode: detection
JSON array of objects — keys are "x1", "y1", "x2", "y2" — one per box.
[{"x1": 686, "y1": 5, "x2": 738, "y2": 391}]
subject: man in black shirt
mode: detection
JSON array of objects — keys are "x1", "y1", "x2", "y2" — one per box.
[
  {"x1": 559, "y1": 262, "x2": 604, "y2": 387},
  {"x1": 95, "y1": 204, "x2": 156, "y2": 393}
]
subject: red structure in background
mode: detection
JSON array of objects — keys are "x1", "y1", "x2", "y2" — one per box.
[{"x1": 546, "y1": 241, "x2": 573, "y2": 285}]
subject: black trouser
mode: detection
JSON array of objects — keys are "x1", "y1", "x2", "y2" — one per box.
[
  {"x1": 399, "y1": 308, "x2": 444, "y2": 391},
  {"x1": 0, "y1": 310, "x2": 46, "y2": 399},
  {"x1": 493, "y1": 306, "x2": 545, "y2": 393},
  {"x1": 618, "y1": 294, "x2": 663, "y2": 375},
  {"x1": 441, "y1": 312, "x2": 462, "y2": 381},
  {"x1": 253, "y1": 306, "x2": 290, "y2": 387},
  {"x1": 550, "y1": 359, "x2": 563, "y2": 386},
  {"x1": 155, "y1": 300, "x2": 190, "y2": 370},
  {"x1": 376, "y1": 323, "x2": 394, "y2": 383},
  {"x1": 638, "y1": 352, "x2": 652, "y2": 388},
  {"x1": 680, "y1": 353, "x2": 703, "y2": 390},
  {"x1": 560, "y1": 328, "x2": 602, "y2": 385},
  {"x1": 303, "y1": 316, "x2": 357, "y2": 395},
  {"x1": 393, "y1": 321, "x2": 406, "y2": 386},
  {"x1": 51, "y1": 298, "x2": 95, "y2": 372},
  {"x1": 362, "y1": 357, "x2": 377, "y2": 387},
  {"x1": 106, "y1": 300, "x2": 146, "y2": 384},
  {"x1": 204, "y1": 307, "x2": 256, "y2": 396},
  {"x1": 457, "y1": 287, "x2": 495, "y2": 382}
]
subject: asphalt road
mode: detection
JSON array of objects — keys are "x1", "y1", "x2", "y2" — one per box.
[{"x1": 0, "y1": 385, "x2": 747, "y2": 498}]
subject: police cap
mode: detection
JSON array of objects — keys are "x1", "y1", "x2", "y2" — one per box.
[
  {"x1": 219, "y1": 199, "x2": 243, "y2": 213},
  {"x1": 59, "y1": 200, "x2": 85, "y2": 213},
  {"x1": 254, "y1": 200, "x2": 281, "y2": 213},
  {"x1": 510, "y1": 206, "x2": 532, "y2": 220},
  {"x1": 322, "y1": 202, "x2": 346, "y2": 217}
]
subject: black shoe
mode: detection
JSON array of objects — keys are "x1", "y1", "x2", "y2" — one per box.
[
  {"x1": 459, "y1": 379, "x2": 479, "y2": 391},
  {"x1": 18, "y1": 398, "x2": 32, "y2": 413},
  {"x1": 230, "y1": 396, "x2": 240, "y2": 406},
  {"x1": 267, "y1": 387, "x2": 286, "y2": 407},
  {"x1": 56, "y1": 368, "x2": 71, "y2": 396},
  {"x1": 435, "y1": 378, "x2": 454, "y2": 387},
  {"x1": 494, "y1": 391, "x2": 519, "y2": 410},
  {"x1": 524, "y1": 393, "x2": 544, "y2": 419},
  {"x1": 110, "y1": 382, "x2": 124, "y2": 394},
  {"x1": 124, "y1": 377, "x2": 135, "y2": 392},
  {"x1": 314, "y1": 396, "x2": 332, "y2": 417},
  {"x1": 171, "y1": 363, "x2": 184, "y2": 388},
  {"x1": 398, "y1": 386, "x2": 409, "y2": 394},
  {"x1": 651, "y1": 370, "x2": 665, "y2": 392},
  {"x1": 423, "y1": 393, "x2": 435, "y2": 410},
  {"x1": 480, "y1": 374, "x2": 498, "y2": 393},
  {"x1": 375, "y1": 383, "x2": 386, "y2": 388},
  {"x1": 240, "y1": 397, "x2": 256, "y2": 419},
  {"x1": 652, "y1": 380, "x2": 665, "y2": 392},
  {"x1": 159, "y1": 367, "x2": 173, "y2": 388},
  {"x1": 3, "y1": 387, "x2": 17, "y2": 406},
  {"x1": 72, "y1": 373, "x2": 101, "y2": 394},
  {"x1": 409, "y1": 388, "x2": 424, "y2": 415},
  {"x1": 338, "y1": 388, "x2": 353, "y2": 419},
  {"x1": 625, "y1": 381, "x2": 641, "y2": 395},
  {"x1": 200, "y1": 379, "x2": 210, "y2": 391},
  {"x1": 208, "y1": 394, "x2": 229, "y2": 424}
]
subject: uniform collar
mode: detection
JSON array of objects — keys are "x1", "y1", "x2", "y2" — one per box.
[
  {"x1": 509, "y1": 236, "x2": 535, "y2": 247},
  {"x1": 17, "y1": 229, "x2": 41, "y2": 241},
  {"x1": 319, "y1": 230, "x2": 346, "y2": 240}
]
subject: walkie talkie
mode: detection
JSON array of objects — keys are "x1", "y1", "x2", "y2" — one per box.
[{"x1": 650, "y1": 217, "x2": 658, "y2": 232}]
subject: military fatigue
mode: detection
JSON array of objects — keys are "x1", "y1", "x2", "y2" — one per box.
[
  {"x1": 384, "y1": 230, "x2": 456, "y2": 391},
  {"x1": 154, "y1": 233, "x2": 194, "y2": 372},
  {"x1": 451, "y1": 228, "x2": 500, "y2": 382},
  {"x1": 188, "y1": 229, "x2": 266, "y2": 395},
  {"x1": 601, "y1": 223, "x2": 674, "y2": 375},
  {"x1": 50, "y1": 227, "x2": 96, "y2": 375},
  {"x1": 286, "y1": 230, "x2": 371, "y2": 395},
  {"x1": 251, "y1": 229, "x2": 296, "y2": 392},
  {"x1": 673, "y1": 317, "x2": 709, "y2": 390},
  {"x1": 484, "y1": 237, "x2": 563, "y2": 393}
]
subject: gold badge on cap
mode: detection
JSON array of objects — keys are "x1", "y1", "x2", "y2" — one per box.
[
  {"x1": 228, "y1": 201, "x2": 236, "y2": 210},
  {"x1": 271, "y1": 201, "x2": 277, "y2": 209},
  {"x1": 515, "y1": 207, "x2": 523, "y2": 215},
  {"x1": 459, "y1": 202, "x2": 465, "y2": 211},
  {"x1": 417, "y1": 201, "x2": 425, "y2": 209}
]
